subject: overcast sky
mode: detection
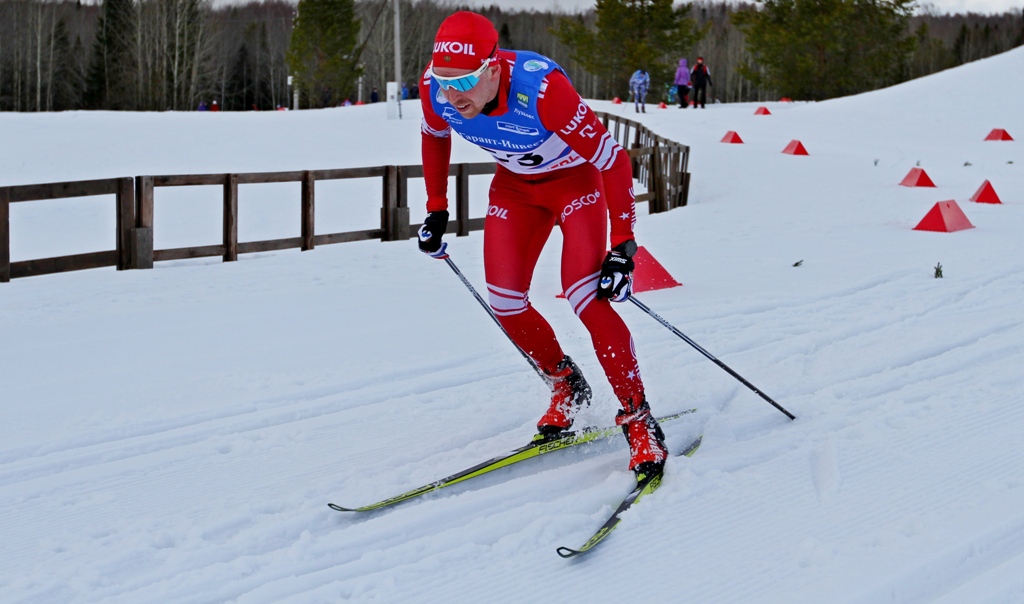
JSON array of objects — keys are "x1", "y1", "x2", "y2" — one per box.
[{"x1": 204, "y1": 0, "x2": 1022, "y2": 16}]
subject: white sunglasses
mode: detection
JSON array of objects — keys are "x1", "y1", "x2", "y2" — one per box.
[{"x1": 431, "y1": 60, "x2": 491, "y2": 92}]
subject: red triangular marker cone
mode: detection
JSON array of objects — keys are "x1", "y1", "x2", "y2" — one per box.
[
  {"x1": 782, "y1": 140, "x2": 808, "y2": 155},
  {"x1": 720, "y1": 131, "x2": 744, "y2": 144},
  {"x1": 913, "y1": 200, "x2": 974, "y2": 232},
  {"x1": 969, "y1": 180, "x2": 1002, "y2": 204},
  {"x1": 754, "y1": 106, "x2": 771, "y2": 115},
  {"x1": 556, "y1": 246, "x2": 681, "y2": 299},
  {"x1": 900, "y1": 167, "x2": 936, "y2": 187},
  {"x1": 631, "y1": 246, "x2": 682, "y2": 293},
  {"x1": 984, "y1": 128, "x2": 1013, "y2": 141}
]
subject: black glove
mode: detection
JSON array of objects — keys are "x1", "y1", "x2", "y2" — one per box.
[
  {"x1": 596, "y1": 240, "x2": 637, "y2": 302},
  {"x1": 417, "y1": 210, "x2": 449, "y2": 259}
]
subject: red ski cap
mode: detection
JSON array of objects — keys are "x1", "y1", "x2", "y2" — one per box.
[{"x1": 432, "y1": 11, "x2": 498, "y2": 71}]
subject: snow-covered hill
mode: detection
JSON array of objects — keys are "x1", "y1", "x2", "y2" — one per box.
[{"x1": 2, "y1": 48, "x2": 1023, "y2": 603}]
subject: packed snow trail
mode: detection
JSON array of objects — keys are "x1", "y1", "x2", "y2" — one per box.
[{"x1": 2, "y1": 47, "x2": 1023, "y2": 603}]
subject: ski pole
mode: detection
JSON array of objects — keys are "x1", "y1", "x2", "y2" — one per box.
[
  {"x1": 443, "y1": 255, "x2": 546, "y2": 380},
  {"x1": 629, "y1": 296, "x2": 796, "y2": 420}
]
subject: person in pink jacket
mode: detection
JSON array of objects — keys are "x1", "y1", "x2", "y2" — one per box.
[{"x1": 674, "y1": 58, "x2": 691, "y2": 108}]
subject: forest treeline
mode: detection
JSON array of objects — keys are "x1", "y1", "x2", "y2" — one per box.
[{"x1": 1, "y1": 0, "x2": 1022, "y2": 112}]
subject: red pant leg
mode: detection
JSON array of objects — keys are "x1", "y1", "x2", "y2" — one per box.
[
  {"x1": 483, "y1": 170, "x2": 564, "y2": 374},
  {"x1": 553, "y1": 167, "x2": 645, "y2": 405},
  {"x1": 484, "y1": 165, "x2": 645, "y2": 406}
]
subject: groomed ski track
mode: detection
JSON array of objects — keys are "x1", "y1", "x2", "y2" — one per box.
[{"x1": 2, "y1": 47, "x2": 1024, "y2": 603}]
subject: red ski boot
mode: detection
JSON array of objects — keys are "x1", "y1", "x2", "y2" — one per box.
[
  {"x1": 536, "y1": 356, "x2": 592, "y2": 436},
  {"x1": 616, "y1": 397, "x2": 668, "y2": 479}
]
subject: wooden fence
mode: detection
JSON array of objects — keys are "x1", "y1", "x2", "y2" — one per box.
[
  {"x1": 598, "y1": 112, "x2": 691, "y2": 213},
  {"x1": 0, "y1": 177, "x2": 135, "y2": 281},
  {"x1": 1, "y1": 112, "x2": 689, "y2": 283}
]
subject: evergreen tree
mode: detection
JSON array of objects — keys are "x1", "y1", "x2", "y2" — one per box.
[
  {"x1": 49, "y1": 20, "x2": 86, "y2": 111},
  {"x1": 499, "y1": 23, "x2": 514, "y2": 49},
  {"x1": 253, "y1": 22, "x2": 273, "y2": 109},
  {"x1": 286, "y1": 0, "x2": 361, "y2": 108},
  {"x1": 227, "y1": 42, "x2": 252, "y2": 111},
  {"x1": 554, "y1": 0, "x2": 705, "y2": 99},
  {"x1": 84, "y1": 0, "x2": 138, "y2": 109},
  {"x1": 225, "y1": 23, "x2": 272, "y2": 111},
  {"x1": 732, "y1": 0, "x2": 916, "y2": 101},
  {"x1": 1016, "y1": 8, "x2": 1024, "y2": 48}
]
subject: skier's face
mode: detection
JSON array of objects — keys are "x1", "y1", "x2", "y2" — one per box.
[{"x1": 433, "y1": 62, "x2": 501, "y2": 119}]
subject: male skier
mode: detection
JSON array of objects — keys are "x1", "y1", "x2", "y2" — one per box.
[
  {"x1": 416, "y1": 11, "x2": 667, "y2": 479},
  {"x1": 629, "y1": 68, "x2": 650, "y2": 113}
]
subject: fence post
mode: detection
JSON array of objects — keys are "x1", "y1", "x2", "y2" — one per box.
[
  {"x1": 629, "y1": 139, "x2": 640, "y2": 177},
  {"x1": 676, "y1": 148, "x2": 685, "y2": 209},
  {"x1": 671, "y1": 148, "x2": 687, "y2": 209},
  {"x1": 301, "y1": 170, "x2": 315, "y2": 251},
  {"x1": 665, "y1": 148, "x2": 676, "y2": 210},
  {"x1": 136, "y1": 176, "x2": 154, "y2": 229},
  {"x1": 223, "y1": 173, "x2": 238, "y2": 261},
  {"x1": 131, "y1": 176, "x2": 154, "y2": 269},
  {"x1": 660, "y1": 145, "x2": 670, "y2": 212},
  {"x1": 395, "y1": 166, "x2": 410, "y2": 241},
  {"x1": 680, "y1": 161, "x2": 691, "y2": 207},
  {"x1": 381, "y1": 165, "x2": 399, "y2": 241},
  {"x1": 116, "y1": 177, "x2": 135, "y2": 270},
  {"x1": 650, "y1": 143, "x2": 665, "y2": 214},
  {"x1": 1, "y1": 187, "x2": 9, "y2": 283},
  {"x1": 456, "y1": 163, "x2": 469, "y2": 236}
]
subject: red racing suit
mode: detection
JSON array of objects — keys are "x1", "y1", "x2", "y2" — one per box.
[{"x1": 419, "y1": 50, "x2": 645, "y2": 406}]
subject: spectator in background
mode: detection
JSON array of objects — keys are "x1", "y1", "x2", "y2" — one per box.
[
  {"x1": 674, "y1": 58, "x2": 691, "y2": 108},
  {"x1": 628, "y1": 68, "x2": 650, "y2": 113},
  {"x1": 690, "y1": 57, "x2": 712, "y2": 109},
  {"x1": 402, "y1": 82, "x2": 409, "y2": 100},
  {"x1": 198, "y1": 101, "x2": 208, "y2": 111},
  {"x1": 370, "y1": 87, "x2": 380, "y2": 103},
  {"x1": 210, "y1": 100, "x2": 220, "y2": 112}
]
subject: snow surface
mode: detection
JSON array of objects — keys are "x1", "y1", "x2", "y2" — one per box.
[{"x1": 2, "y1": 48, "x2": 1024, "y2": 603}]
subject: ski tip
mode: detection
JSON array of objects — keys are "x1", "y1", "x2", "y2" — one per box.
[
  {"x1": 677, "y1": 434, "x2": 703, "y2": 457},
  {"x1": 556, "y1": 546, "x2": 582, "y2": 559},
  {"x1": 327, "y1": 503, "x2": 358, "y2": 512}
]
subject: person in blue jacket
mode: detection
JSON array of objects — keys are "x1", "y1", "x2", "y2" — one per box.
[{"x1": 629, "y1": 68, "x2": 650, "y2": 113}]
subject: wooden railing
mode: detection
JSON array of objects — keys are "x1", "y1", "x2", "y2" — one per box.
[
  {"x1": 1, "y1": 112, "x2": 689, "y2": 283},
  {"x1": 597, "y1": 111, "x2": 691, "y2": 212},
  {"x1": 0, "y1": 177, "x2": 135, "y2": 281}
]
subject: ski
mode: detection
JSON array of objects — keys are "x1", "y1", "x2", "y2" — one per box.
[
  {"x1": 556, "y1": 434, "x2": 703, "y2": 559},
  {"x1": 328, "y1": 410, "x2": 696, "y2": 513}
]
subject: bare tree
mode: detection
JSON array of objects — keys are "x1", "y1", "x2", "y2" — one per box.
[{"x1": 1, "y1": 0, "x2": 1020, "y2": 112}]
